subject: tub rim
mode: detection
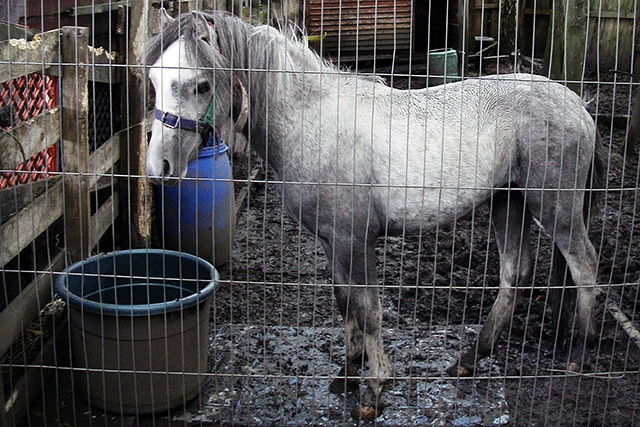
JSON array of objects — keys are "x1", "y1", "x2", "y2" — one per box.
[{"x1": 55, "y1": 249, "x2": 219, "y2": 317}]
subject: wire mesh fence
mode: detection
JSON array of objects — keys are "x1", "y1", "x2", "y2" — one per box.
[{"x1": 1, "y1": 1, "x2": 639, "y2": 426}]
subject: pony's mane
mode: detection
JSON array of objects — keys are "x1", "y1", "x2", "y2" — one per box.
[
  {"x1": 144, "y1": 10, "x2": 390, "y2": 96},
  {"x1": 144, "y1": 11, "x2": 335, "y2": 76},
  {"x1": 145, "y1": 12, "x2": 216, "y2": 69}
]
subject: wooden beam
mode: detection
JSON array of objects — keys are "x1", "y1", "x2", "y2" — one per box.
[
  {"x1": 93, "y1": 174, "x2": 117, "y2": 192},
  {"x1": 70, "y1": 1, "x2": 129, "y2": 16},
  {"x1": 523, "y1": 7, "x2": 552, "y2": 16},
  {"x1": 88, "y1": 47, "x2": 121, "y2": 84},
  {"x1": 474, "y1": 2, "x2": 499, "y2": 10},
  {"x1": 89, "y1": 192, "x2": 119, "y2": 250},
  {"x1": 60, "y1": 27, "x2": 90, "y2": 263},
  {"x1": 0, "y1": 179, "x2": 63, "y2": 267},
  {"x1": 0, "y1": 108, "x2": 60, "y2": 171},
  {"x1": 522, "y1": 7, "x2": 635, "y2": 18},
  {"x1": 124, "y1": 1, "x2": 153, "y2": 248},
  {"x1": 86, "y1": 133, "x2": 121, "y2": 250},
  {"x1": 0, "y1": 176, "x2": 62, "y2": 224},
  {"x1": 0, "y1": 22, "x2": 39, "y2": 43},
  {"x1": 87, "y1": 131, "x2": 121, "y2": 190},
  {"x1": 0, "y1": 29, "x2": 60, "y2": 83},
  {"x1": 590, "y1": 10, "x2": 637, "y2": 20},
  {"x1": 463, "y1": 0, "x2": 476, "y2": 72}
]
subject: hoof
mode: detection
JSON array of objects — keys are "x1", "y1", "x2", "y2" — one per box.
[
  {"x1": 446, "y1": 362, "x2": 473, "y2": 377},
  {"x1": 566, "y1": 353, "x2": 591, "y2": 373},
  {"x1": 351, "y1": 404, "x2": 380, "y2": 421},
  {"x1": 566, "y1": 361, "x2": 581, "y2": 373}
]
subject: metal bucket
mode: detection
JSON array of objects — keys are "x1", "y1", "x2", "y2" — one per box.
[{"x1": 55, "y1": 249, "x2": 218, "y2": 414}]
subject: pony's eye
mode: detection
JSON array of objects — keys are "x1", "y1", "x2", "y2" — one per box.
[{"x1": 195, "y1": 81, "x2": 211, "y2": 94}]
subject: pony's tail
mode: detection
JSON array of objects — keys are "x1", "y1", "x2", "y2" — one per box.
[{"x1": 550, "y1": 128, "x2": 604, "y2": 350}]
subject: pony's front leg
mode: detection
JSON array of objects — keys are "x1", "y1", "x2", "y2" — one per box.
[
  {"x1": 329, "y1": 313, "x2": 363, "y2": 393},
  {"x1": 326, "y1": 241, "x2": 393, "y2": 420},
  {"x1": 336, "y1": 286, "x2": 392, "y2": 420},
  {"x1": 358, "y1": 304, "x2": 394, "y2": 420}
]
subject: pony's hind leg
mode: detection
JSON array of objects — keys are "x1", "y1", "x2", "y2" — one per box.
[
  {"x1": 536, "y1": 200, "x2": 598, "y2": 371},
  {"x1": 448, "y1": 190, "x2": 533, "y2": 376}
]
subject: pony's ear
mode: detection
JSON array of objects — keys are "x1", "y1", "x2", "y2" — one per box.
[
  {"x1": 193, "y1": 12, "x2": 215, "y2": 44},
  {"x1": 159, "y1": 8, "x2": 175, "y2": 29}
]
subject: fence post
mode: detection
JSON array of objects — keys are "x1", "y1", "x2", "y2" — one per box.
[
  {"x1": 124, "y1": 1, "x2": 152, "y2": 248},
  {"x1": 60, "y1": 26, "x2": 90, "y2": 262}
]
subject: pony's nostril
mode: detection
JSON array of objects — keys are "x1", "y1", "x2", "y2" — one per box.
[{"x1": 162, "y1": 159, "x2": 171, "y2": 177}]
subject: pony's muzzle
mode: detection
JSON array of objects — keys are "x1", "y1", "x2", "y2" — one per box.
[
  {"x1": 162, "y1": 160, "x2": 172, "y2": 178},
  {"x1": 146, "y1": 152, "x2": 177, "y2": 185}
]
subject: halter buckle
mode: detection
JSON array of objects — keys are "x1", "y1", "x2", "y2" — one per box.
[{"x1": 161, "y1": 111, "x2": 180, "y2": 129}]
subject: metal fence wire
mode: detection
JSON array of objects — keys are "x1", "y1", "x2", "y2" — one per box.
[{"x1": 1, "y1": 1, "x2": 639, "y2": 427}]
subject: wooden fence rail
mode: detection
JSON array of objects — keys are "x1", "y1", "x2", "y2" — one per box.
[{"x1": 0, "y1": 26, "x2": 121, "y2": 427}]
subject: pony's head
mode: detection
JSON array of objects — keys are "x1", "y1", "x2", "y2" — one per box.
[
  {"x1": 144, "y1": 10, "x2": 236, "y2": 182},
  {"x1": 144, "y1": 9, "x2": 332, "y2": 180}
]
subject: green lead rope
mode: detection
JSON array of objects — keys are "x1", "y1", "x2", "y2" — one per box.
[
  {"x1": 203, "y1": 90, "x2": 226, "y2": 151},
  {"x1": 203, "y1": 93, "x2": 216, "y2": 126}
]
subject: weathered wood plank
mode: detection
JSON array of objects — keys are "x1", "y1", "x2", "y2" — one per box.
[
  {"x1": 0, "y1": 22, "x2": 39, "y2": 43},
  {"x1": 60, "y1": 26, "x2": 90, "y2": 263},
  {"x1": 93, "y1": 174, "x2": 117, "y2": 193},
  {"x1": 0, "y1": 176, "x2": 63, "y2": 224},
  {"x1": 127, "y1": 1, "x2": 153, "y2": 247},
  {"x1": 87, "y1": 131, "x2": 121, "y2": 190},
  {"x1": 524, "y1": 7, "x2": 636, "y2": 17},
  {"x1": 544, "y1": 0, "x2": 588, "y2": 90},
  {"x1": 0, "y1": 29, "x2": 60, "y2": 83},
  {"x1": 590, "y1": 9, "x2": 637, "y2": 70},
  {"x1": 88, "y1": 46, "x2": 121, "y2": 84},
  {"x1": 0, "y1": 251, "x2": 66, "y2": 358},
  {"x1": 89, "y1": 192, "x2": 119, "y2": 250},
  {"x1": 0, "y1": 179, "x2": 63, "y2": 267},
  {"x1": 0, "y1": 107, "x2": 60, "y2": 170}
]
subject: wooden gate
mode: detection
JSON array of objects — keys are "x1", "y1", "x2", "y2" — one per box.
[{"x1": 0, "y1": 26, "x2": 120, "y2": 426}]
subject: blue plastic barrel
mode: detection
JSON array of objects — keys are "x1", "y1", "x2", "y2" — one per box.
[
  {"x1": 156, "y1": 142, "x2": 236, "y2": 267},
  {"x1": 55, "y1": 249, "x2": 218, "y2": 414}
]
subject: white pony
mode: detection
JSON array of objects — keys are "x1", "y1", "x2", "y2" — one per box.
[{"x1": 145, "y1": 11, "x2": 602, "y2": 420}]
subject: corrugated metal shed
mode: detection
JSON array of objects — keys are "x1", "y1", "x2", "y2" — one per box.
[{"x1": 305, "y1": 0, "x2": 412, "y2": 62}]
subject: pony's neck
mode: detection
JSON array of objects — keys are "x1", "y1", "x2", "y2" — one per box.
[{"x1": 232, "y1": 25, "x2": 328, "y2": 170}]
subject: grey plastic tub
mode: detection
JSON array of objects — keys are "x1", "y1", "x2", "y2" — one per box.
[{"x1": 55, "y1": 249, "x2": 218, "y2": 414}]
